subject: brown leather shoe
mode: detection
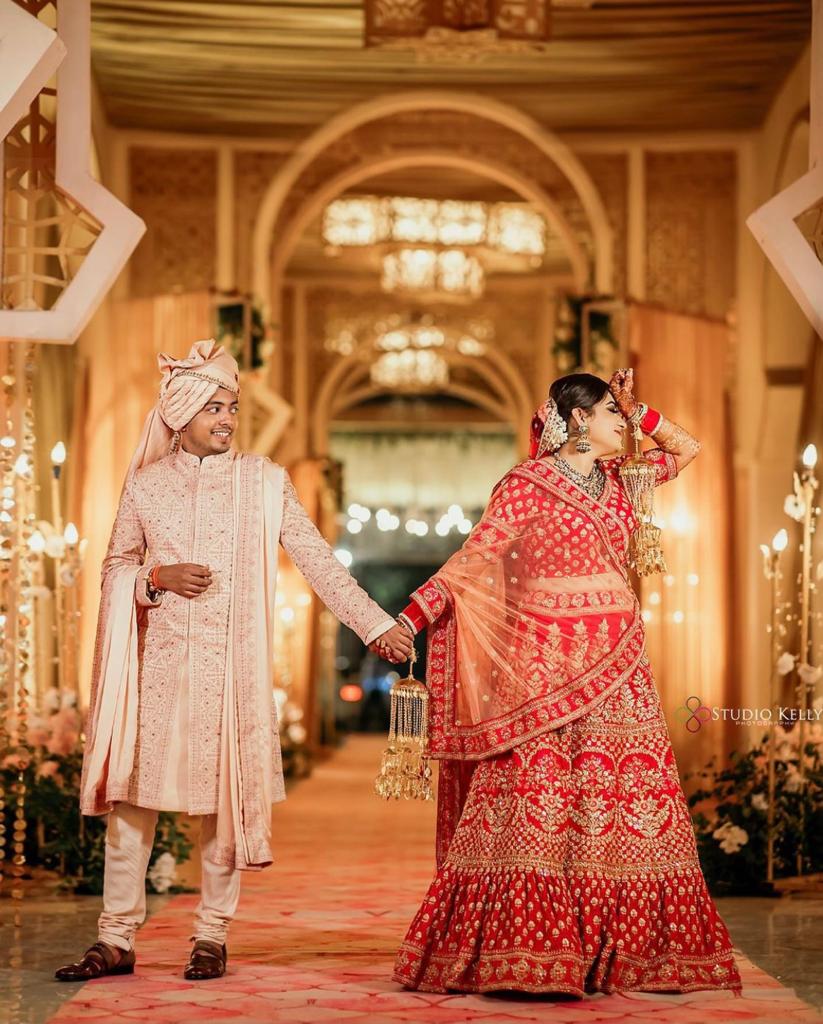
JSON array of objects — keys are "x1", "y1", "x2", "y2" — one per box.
[
  {"x1": 184, "y1": 939, "x2": 227, "y2": 980},
  {"x1": 55, "y1": 941, "x2": 135, "y2": 982}
]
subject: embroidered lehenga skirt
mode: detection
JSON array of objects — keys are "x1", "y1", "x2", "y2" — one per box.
[{"x1": 394, "y1": 655, "x2": 742, "y2": 996}]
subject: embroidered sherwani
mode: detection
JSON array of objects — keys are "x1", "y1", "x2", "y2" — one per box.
[{"x1": 88, "y1": 447, "x2": 393, "y2": 818}]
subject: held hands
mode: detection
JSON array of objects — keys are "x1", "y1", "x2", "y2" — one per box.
[
  {"x1": 608, "y1": 367, "x2": 638, "y2": 420},
  {"x1": 369, "y1": 622, "x2": 414, "y2": 664},
  {"x1": 155, "y1": 563, "x2": 213, "y2": 599}
]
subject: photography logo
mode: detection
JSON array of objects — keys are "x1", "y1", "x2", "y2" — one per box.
[{"x1": 675, "y1": 695, "x2": 712, "y2": 733}]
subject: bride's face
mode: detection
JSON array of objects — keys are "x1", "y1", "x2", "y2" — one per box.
[{"x1": 573, "y1": 391, "x2": 626, "y2": 456}]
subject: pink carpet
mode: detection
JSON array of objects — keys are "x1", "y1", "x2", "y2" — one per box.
[{"x1": 49, "y1": 737, "x2": 823, "y2": 1024}]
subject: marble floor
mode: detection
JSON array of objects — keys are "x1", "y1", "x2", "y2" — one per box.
[{"x1": 1, "y1": 738, "x2": 822, "y2": 1024}]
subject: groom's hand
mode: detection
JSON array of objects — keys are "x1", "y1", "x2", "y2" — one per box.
[
  {"x1": 155, "y1": 563, "x2": 213, "y2": 599},
  {"x1": 369, "y1": 622, "x2": 414, "y2": 664}
]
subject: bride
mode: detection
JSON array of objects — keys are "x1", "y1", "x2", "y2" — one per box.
[{"x1": 392, "y1": 369, "x2": 742, "y2": 997}]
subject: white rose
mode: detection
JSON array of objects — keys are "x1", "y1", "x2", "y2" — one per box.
[
  {"x1": 776, "y1": 652, "x2": 797, "y2": 676},
  {"x1": 147, "y1": 852, "x2": 177, "y2": 894},
  {"x1": 716, "y1": 824, "x2": 748, "y2": 854},
  {"x1": 797, "y1": 663, "x2": 822, "y2": 686}
]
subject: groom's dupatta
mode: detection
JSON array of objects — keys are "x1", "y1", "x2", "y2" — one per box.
[{"x1": 411, "y1": 458, "x2": 645, "y2": 865}]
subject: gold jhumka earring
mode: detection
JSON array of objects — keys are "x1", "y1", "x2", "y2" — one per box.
[
  {"x1": 575, "y1": 421, "x2": 592, "y2": 453},
  {"x1": 619, "y1": 408, "x2": 667, "y2": 576},
  {"x1": 375, "y1": 647, "x2": 432, "y2": 802}
]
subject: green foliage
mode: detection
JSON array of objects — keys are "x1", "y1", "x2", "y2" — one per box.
[
  {"x1": 685, "y1": 732, "x2": 823, "y2": 895},
  {"x1": 1, "y1": 749, "x2": 193, "y2": 895}
]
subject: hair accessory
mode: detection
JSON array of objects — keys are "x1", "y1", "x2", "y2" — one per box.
[{"x1": 536, "y1": 397, "x2": 569, "y2": 458}]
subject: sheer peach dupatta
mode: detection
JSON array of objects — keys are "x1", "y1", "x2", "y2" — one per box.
[{"x1": 410, "y1": 458, "x2": 646, "y2": 864}]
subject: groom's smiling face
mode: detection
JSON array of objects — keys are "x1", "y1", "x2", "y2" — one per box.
[{"x1": 182, "y1": 387, "x2": 239, "y2": 457}]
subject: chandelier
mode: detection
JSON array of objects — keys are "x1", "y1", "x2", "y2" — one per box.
[
  {"x1": 325, "y1": 312, "x2": 494, "y2": 364},
  {"x1": 371, "y1": 349, "x2": 449, "y2": 390},
  {"x1": 375, "y1": 324, "x2": 486, "y2": 357},
  {"x1": 382, "y1": 249, "x2": 484, "y2": 300},
  {"x1": 322, "y1": 197, "x2": 546, "y2": 258}
]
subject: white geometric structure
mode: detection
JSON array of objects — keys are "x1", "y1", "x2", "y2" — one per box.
[
  {"x1": 747, "y1": 0, "x2": 823, "y2": 341},
  {"x1": 0, "y1": 0, "x2": 145, "y2": 344},
  {"x1": 747, "y1": 166, "x2": 823, "y2": 341}
]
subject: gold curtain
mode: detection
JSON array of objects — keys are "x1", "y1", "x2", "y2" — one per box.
[
  {"x1": 628, "y1": 303, "x2": 735, "y2": 782},
  {"x1": 76, "y1": 292, "x2": 212, "y2": 705}
]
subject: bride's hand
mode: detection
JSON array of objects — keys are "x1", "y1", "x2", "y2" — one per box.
[
  {"x1": 369, "y1": 622, "x2": 414, "y2": 664},
  {"x1": 608, "y1": 367, "x2": 639, "y2": 419}
]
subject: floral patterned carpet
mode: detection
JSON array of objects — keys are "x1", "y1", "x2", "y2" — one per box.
[{"x1": 48, "y1": 737, "x2": 822, "y2": 1024}]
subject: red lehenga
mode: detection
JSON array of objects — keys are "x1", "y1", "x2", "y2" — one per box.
[{"x1": 393, "y1": 451, "x2": 742, "y2": 997}]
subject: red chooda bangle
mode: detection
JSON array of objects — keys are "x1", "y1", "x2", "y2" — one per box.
[{"x1": 640, "y1": 406, "x2": 663, "y2": 435}]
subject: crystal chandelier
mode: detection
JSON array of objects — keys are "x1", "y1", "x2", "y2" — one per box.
[
  {"x1": 325, "y1": 311, "x2": 494, "y2": 357},
  {"x1": 322, "y1": 197, "x2": 545, "y2": 257},
  {"x1": 371, "y1": 349, "x2": 449, "y2": 390},
  {"x1": 381, "y1": 249, "x2": 485, "y2": 299},
  {"x1": 378, "y1": 325, "x2": 445, "y2": 351}
]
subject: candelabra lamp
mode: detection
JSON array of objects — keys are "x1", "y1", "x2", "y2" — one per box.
[
  {"x1": 775, "y1": 442, "x2": 822, "y2": 883},
  {"x1": 759, "y1": 528, "x2": 788, "y2": 884},
  {"x1": 794, "y1": 444, "x2": 820, "y2": 875}
]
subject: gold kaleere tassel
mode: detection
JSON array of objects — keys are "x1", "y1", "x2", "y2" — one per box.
[
  {"x1": 374, "y1": 648, "x2": 432, "y2": 802},
  {"x1": 619, "y1": 422, "x2": 668, "y2": 577}
]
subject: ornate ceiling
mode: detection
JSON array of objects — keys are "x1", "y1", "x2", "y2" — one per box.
[{"x1": 90, "y1": 1, "x2": 810, "y2": 137}]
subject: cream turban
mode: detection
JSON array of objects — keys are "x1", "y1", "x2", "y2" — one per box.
[
  {"x1": 157, "y1": 339, "x2": 240, "y2": 431},
  {"x1": 124, "y1": 339, "x2": 240, "y2": 482}
]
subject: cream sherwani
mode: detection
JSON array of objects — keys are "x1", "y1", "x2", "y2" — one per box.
[
  {"x1": 87, "y1": 447, "x2": 391, "y2": 817},
  {"x1": 80, "y1": 447, "x2": 393, "y2": 949}
]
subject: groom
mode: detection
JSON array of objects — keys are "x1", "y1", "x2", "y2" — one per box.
[{"x1": 56, "y1": 340, "x2": 412, "y2": 982}]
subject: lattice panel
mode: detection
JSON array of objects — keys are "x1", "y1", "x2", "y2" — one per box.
[
  {"x1": 2, "y1": 67, "x2": 102, "y2": 313},
  {"x1": 583, "y1": 154, "x2": 628, "y2": 298},
  {"x1": 129, "y1": 147, "x2": 217, "y2": 297},
  {"x1": 234, "y1": 150, "x2": 290, "y2": 292},
  {"x1": 645, "y1": 151, "x2": 736, "y2": 319}
]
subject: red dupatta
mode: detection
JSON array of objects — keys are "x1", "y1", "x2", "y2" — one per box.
[{"x1": 410, "y1": 458, "x2": 646, "y2": 863}]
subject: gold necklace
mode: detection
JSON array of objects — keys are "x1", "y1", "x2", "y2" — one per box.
[{"x1": 552, "y1": 455, "x2": 606, "y2": 500}]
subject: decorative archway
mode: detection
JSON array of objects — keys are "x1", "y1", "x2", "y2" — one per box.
[
  {"x1": 251, "y1": 89, "x2": 614, "y2": 314},
  {"x1": 311, "y1": 338, "x2": 533, "y2": 456},
  {"x1": 269, "y1": 149, "x2": 590, "y2": 308}
]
